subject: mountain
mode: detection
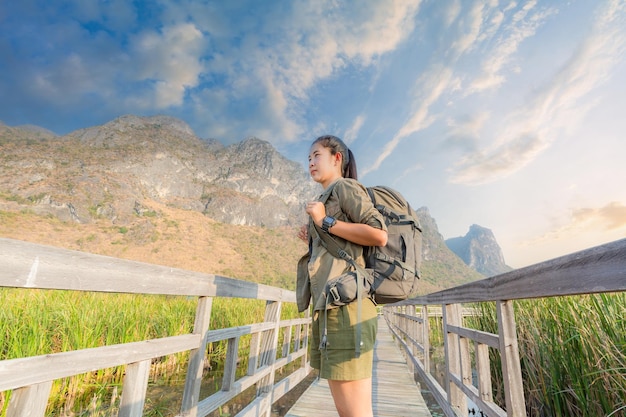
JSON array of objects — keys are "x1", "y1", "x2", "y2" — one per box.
[
  {"x1": 445, "y1": 224, "x2": 513, "y2": 277},
  {"x1": 0, "y1": 115, "x2": 318, "y2": 228},
  {"x1": 417, "y1": 208, "x2": 483, "y2": 290},
  {"x1": 0, "y1": 115, "x2": 482, "y2": 292}
]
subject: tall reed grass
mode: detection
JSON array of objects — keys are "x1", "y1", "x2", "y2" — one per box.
[
  {"x1": 468, "y1": 293, "x2": 625, "y2": 417},
  {"x1": 0, "y1": 288, "x2": 299, "y2": 416}
]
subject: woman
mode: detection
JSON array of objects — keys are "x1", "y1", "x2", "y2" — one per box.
[{"x1": 297, "y1": 135, "x2": 387, "y2": 417}]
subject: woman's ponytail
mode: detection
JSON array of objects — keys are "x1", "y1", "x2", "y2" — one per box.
[{"x1": 343, "y1": 148, "x2": 357, "y2": 180}]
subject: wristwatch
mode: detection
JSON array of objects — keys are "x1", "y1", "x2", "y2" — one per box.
[{"x1": 321, "y1": 216, "x2": 337, "y2": 233}]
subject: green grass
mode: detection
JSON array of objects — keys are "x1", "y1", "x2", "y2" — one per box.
[
  {"x1": 467, "y1": 293, "x2": 625, "y2": 417},
  {"x1": 0, "y1": 288, "x2": 300, "y2": 416}
]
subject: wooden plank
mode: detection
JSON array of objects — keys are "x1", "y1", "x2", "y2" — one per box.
[
  {"x1": 286, "y1": 316, "x2": 432, "y2": 417},
  {"x1": 197, "y1": 366, "x2": 273, "y2": 416},
  {"x1": 119, "y1": 360, "x2": 151, "y2": 417},
  {"x1": 0, "y1": 334, "x2": 200, "y2": 391},
  {"x1": 6, "y1": 381, "x2": 52, "y2": 417},
  {"x1": 421, "y1": 306, "x2": 431, "y2": 374},
  {"x1": 269, "y1": 367, "x2": 311, "y2": 403},
  {"x1": 475, "y1": 341, "x2": 493, "y2": 403},
  {"x1": 444, "y1": 303, "x2": 466, "y2": 416},
  {"x1": 448, "y1": 324, "x2": 499, "y2": 348},
  {"x1": 0, "y1": 237, "x2": 295, "y2": 302},
  {"x1": 206, "y1": 322, "x2": 274, "y2": 343},
  {"x1": 257, "y1": 301, "x2": 282, "y2": 417},
  {"x1": 181, "y1": 296, "x2": 213, "y2": 417},
  {"x1": 497, "y1": 300, "x2": 526, "y2": 417},
  {"x1": 223, "y1": 337, "x2": 240, "y2": 392},
  {"x1": 401, "y1": 238, "x2": 626, "y2": 305}
]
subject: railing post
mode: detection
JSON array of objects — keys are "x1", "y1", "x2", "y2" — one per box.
[
  {"x1": 119, "y1": 359, "x2": 151, "y2": 417},
  {"x1": 475, "y1": 339, "x2": 493, "y2": 404},
  {"x1": 6, "y1": 381, "x2": 52, "y2": 417},
  {"x1": 223, "y1": 337, "x2": 240, "y2": 392},
  {"x1": 421, "y1": 305, "x2": 430, "y2": 374},
  {"x1": 497, "y1": 300, "x2": 526, "y2": 416},
  {"x1": 409, "y1": 305, "x2": 417, "y2": 375},
  {"x1": 444, "y1": 303, "x2": 467, "y2": 416},
  {"x1": 181, "y1": 296, "x2": 213, "y2": 417},
  {"x1": 256, "y1": 300, "x2": 282, "y2": 417}
]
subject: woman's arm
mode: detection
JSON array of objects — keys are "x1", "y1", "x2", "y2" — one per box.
[
  {"x1": 305, "y1": 201, "x2": 387, "y2": 247},
  {"x1": 324, "y1": 219, "x2": 387, "y2": 247}
]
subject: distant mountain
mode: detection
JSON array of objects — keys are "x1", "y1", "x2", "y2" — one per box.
[
  {"x1": 417, "y1": 208, "x2": 484, "y2": 290},
  {"x1": 0, "y1": 115, "x2": 483, "y2": 291},
  {"x1": 445, "y1": 224, "x2": 513, "y2": 277},
  {"x1": 0, "y1": 115, "x2": 318, "y2": 227}
]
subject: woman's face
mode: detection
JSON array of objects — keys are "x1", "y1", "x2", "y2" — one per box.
[{"x1": 308, "y1": 142, "x2": 342, "y2": 188}]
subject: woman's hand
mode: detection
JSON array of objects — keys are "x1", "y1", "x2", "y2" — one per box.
[
  {"x1": 305, "y1": 201, "x2": 326, "y2": 227},
  {"x1": 297, "y1": 224, "x2": 309, "y2": 242}
]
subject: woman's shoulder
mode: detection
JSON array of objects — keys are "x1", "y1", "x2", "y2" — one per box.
[
  {"x1": 333, "y1": 178, "x2": 369, "y2": 200},
  {"x1": 334, "y1": 177, "x2": 366, "y2": 192}
]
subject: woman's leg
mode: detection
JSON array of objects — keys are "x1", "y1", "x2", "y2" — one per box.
[{"x1": 328, "y1": 378, "x2": 373, "y2": 417}]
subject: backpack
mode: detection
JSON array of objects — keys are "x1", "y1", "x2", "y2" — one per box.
[
  {"x1": 311, "y1": 182, "x2": 422, "y2": 358},
  {"x1": 364, "y1": 186, "x2": 422, "y2": 304},
  {"x1": 315, "y1": 183, "x2": 422, "y2": 305}
]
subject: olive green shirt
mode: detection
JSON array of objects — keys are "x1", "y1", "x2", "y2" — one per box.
[{"x1": 307, "y1": 178, "x2": 386, "y2": 311}]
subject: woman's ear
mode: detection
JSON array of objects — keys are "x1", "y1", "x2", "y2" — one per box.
[{"x1": 334, "y1": 151, "x2": 343, "y2": 166}]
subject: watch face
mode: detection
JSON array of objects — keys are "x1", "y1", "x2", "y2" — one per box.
[{"x1": 322, "y1": 216, "x2": 334, "y2": 232}]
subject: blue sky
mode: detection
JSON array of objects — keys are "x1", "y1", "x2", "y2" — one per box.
[{"x1": 1, "y1": 0, "x2": 625, "y2": 268}]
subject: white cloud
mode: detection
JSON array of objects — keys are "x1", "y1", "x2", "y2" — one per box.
[
  {"x1": 522, "y1": 201, "x2": 626, "y2": 247},
  {"x1": 451, "y1": 1, "x2": 487, "y2": 56},
  {"x1": 180, "y1": 0, "x2": 423, "y2": 143},
  {"x1": 443, "y1": 111, "x2": 490, "y2": 151},
  {"x1": 339, "y1": 0, "x2": 422, "y2": 64},
  {"x1": 264, "y1": 0, "x2": 422, "y2": 139},
  {"x1": 467, "y1": 1, "x2": 554, "y2": 94},
  {"x1": 361, "y1": 66, "x2": 452, "y2": 176},
  {"x1": 450, "y1": 0, "x2": 626, "y2": 185},
  {"x1": 130, "y1": 23, "x2": 205, "y2": 108},
  {"x1": 443, "y1": 0, "x2": 462, "y2": 28},
  {"x1": 344, "y1": 115, "x2": 366, "y2": 145}
]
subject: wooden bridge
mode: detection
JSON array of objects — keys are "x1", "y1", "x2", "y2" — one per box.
[{"x1": 1, "y1": 237, "x2": 625, "y2": 417}]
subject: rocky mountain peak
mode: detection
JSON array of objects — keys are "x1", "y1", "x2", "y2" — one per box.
[
  {"x1": 0, "y1": 115, "x2": 487, "y2": 290},
  {"x1": 67, "y1": 114, "x2": 202, "y2": 149},
  {"x1": 0, "y1": 116, "x2": 318, "y2": 227},
  {"x1": 445, "y1": 224, "x2": 512, "y2": 277}
]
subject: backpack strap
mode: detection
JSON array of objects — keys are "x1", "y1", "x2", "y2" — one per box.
[
  {"x1": 311, "y1": 222, "x2": 367, "y2": 358},
  {"x1": 371, "y1": 252, "x2": 418, "y2": 278},
  {"x1": 313, "y1": 181, "x2": 370, "y2": 357}
]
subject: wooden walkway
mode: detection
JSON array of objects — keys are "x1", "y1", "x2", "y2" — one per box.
[{"x1": 285, "y1": 316, "x2": 432, "y2": 417}]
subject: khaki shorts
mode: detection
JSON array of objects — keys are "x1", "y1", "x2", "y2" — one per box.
[{"x1": 311, "y1": 298, "x2": 378, "y2": 380}]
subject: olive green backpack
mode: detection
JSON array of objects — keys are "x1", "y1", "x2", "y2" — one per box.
[{"x1": 316, "y1": 184, "x2": 422, "y2": 305}]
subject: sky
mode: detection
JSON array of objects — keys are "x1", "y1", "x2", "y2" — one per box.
[{"x1": 1, "y1": 0, "x2": 625, "y2": 268}]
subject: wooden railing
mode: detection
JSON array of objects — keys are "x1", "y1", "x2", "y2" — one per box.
[
  {"x1": 0, "y1": 237, "x2": 311, "y2": 417},
  {"x1": 382, "y1": 238, "x2": 626, "y2": 417},
  {"x1": 3, "y1": 236, "x2": 625, "y2": 417}
]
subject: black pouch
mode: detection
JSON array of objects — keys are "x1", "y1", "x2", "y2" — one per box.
[{"x1": 323, "y1": 271, "x2": 372, "y2": 308}]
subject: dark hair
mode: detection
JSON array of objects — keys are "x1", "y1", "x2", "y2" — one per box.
[{"x1": 312, "y1": 135, "x2": 358, "y2": 180}]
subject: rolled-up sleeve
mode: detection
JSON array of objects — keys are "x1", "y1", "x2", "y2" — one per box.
[{"x1": 334, "y1": 179, "x2": 386, "y2": 231}]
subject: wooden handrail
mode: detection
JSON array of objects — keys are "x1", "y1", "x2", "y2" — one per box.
[
  {"x1": 3, "y1": 236, "x2": 624, "y2": 417},
  {"x1": 0, "y1": 237, "x2": 311, "y2": 417},
  {"x1": 402, "y1": 237, "x2": 626, "y2": 305},
  {"x1": 383, "y1": 238, "x2": 626, "y2": 417},
  {"x1": 0, "y1": 237, "x2": 294, "y2": 300}
]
